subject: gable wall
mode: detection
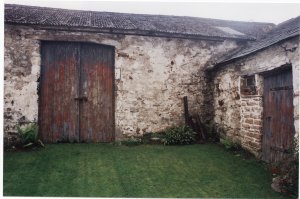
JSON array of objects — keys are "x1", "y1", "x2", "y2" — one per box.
[
  {"x1": 211, "y1": 36, "x2": 299, "y2": 156},
  {"x1": 4, "y1": 24, "x2": 241, "y2": 146}
]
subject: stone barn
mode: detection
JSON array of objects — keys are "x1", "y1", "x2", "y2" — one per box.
[
  {"x1": 3, "y1": 4, "x2": 299, "y2": 161},
  {"x1": 209, "y1": 16, "x2": 300, "y2": 162}
]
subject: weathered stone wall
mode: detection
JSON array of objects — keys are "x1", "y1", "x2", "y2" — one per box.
[
  {"x1": 211, "y1": 67, "x2": 241, "y2": 139},
  {"x1": 4, "y1": 24, "x2": 240, "y2": 144},
  {"x1": 211, "y1": 36, "x2": 300, "y2": 156},
  {"x1": 4, "y1": 27, "x2": 41, "y2": 146}
]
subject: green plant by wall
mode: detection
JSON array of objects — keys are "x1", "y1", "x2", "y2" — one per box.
[
  {"x1": 163, "y1": 125, "x2": 196, "y2": 145},
  {"x1": 17, "y1": 123, "x2": 44, "y2": 148},
  {"x1": 220, "y1": 137, "x2": 241, "y2": 151}
]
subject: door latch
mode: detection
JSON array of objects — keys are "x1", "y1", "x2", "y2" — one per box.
[{"x1": 74, "y1": 96, "x2": 88, "y2": 101}]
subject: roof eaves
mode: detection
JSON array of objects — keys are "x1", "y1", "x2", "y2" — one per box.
[
  {"x1": 5, "y1": 22, "x2": 256, "y2": 41},
  {"x1": 209, "y1": 33, "x2": 299, "y2": 71}
]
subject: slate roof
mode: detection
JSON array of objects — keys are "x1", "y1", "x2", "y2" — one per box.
[
  {"x1": 214, "y1": 16, "x2": 300, "y2": 66},
  {"x1": 5, "y1": 4, "x2": 274, "y2": 41}
]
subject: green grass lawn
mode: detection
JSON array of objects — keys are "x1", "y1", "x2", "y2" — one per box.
[{"x1": 3, "y1": 143, "x2": 290, "y2": 198}]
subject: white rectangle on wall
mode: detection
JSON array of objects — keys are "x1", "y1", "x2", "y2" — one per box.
[{"x1": 115, "y1": 68, "x2": 121, "y2": 80}]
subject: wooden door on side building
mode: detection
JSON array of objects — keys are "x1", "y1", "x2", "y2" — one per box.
[
  {"x1": 39, "y1": 41, "x2": 115, "y2": 143},
  {"x1": 262, "y1": 68, "x2": 294, "y2": 163}
]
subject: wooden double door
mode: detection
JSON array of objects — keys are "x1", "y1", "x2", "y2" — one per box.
[
  {"x1": 262, "y1": 68, "x2": 294, "y2": 162},
  {"x1": 39, "y1": 41, "x2": 115, "y2": 143}
]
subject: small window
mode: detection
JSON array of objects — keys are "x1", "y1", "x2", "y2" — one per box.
[{"x1": 240, "y1": 75, "x2": 257, "y2": 95}]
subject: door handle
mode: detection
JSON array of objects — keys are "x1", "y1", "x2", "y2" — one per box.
[{"x1": 74, "y1": 96, "x2": 88, "y2": 101}]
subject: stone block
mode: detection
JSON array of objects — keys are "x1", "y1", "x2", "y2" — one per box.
[{"x1": 244, "y1": 119, "x2": 253, "y2": 124}]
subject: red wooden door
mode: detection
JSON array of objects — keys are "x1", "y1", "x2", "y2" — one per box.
[
  {"x1": 80, "y1": 43, "x2": 115, "y2": 142},
  {"x1": 262, "y1": 68, "x2": 294, "y2": 162},
  {"x1": 39, "y1": 41, "x2": 114, "y2": 143}
]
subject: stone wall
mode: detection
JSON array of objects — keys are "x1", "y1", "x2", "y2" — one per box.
[
  {"x1": 4, "y1": 26, "x2": 41, "y2": 146},
  {"x1": 211, "y1": 67, "x2": 241, "y2": 139},
  {"x1": 4, "y1": 24, "x2": 240, "y2": 145},
  {"x1": 211, "y1": 36, "x2": 300, "y2": 156}
]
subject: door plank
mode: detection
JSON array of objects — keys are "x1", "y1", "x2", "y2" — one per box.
[
  {"x1": 40, "y1": 42, "x2": 80, "y2": 143},
  {"x1": 80, "y1": 43, "x2": 114, "y2": 142},
  {"x1": 262, "y1": 69, "x2": 294, "y2": 162}
]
